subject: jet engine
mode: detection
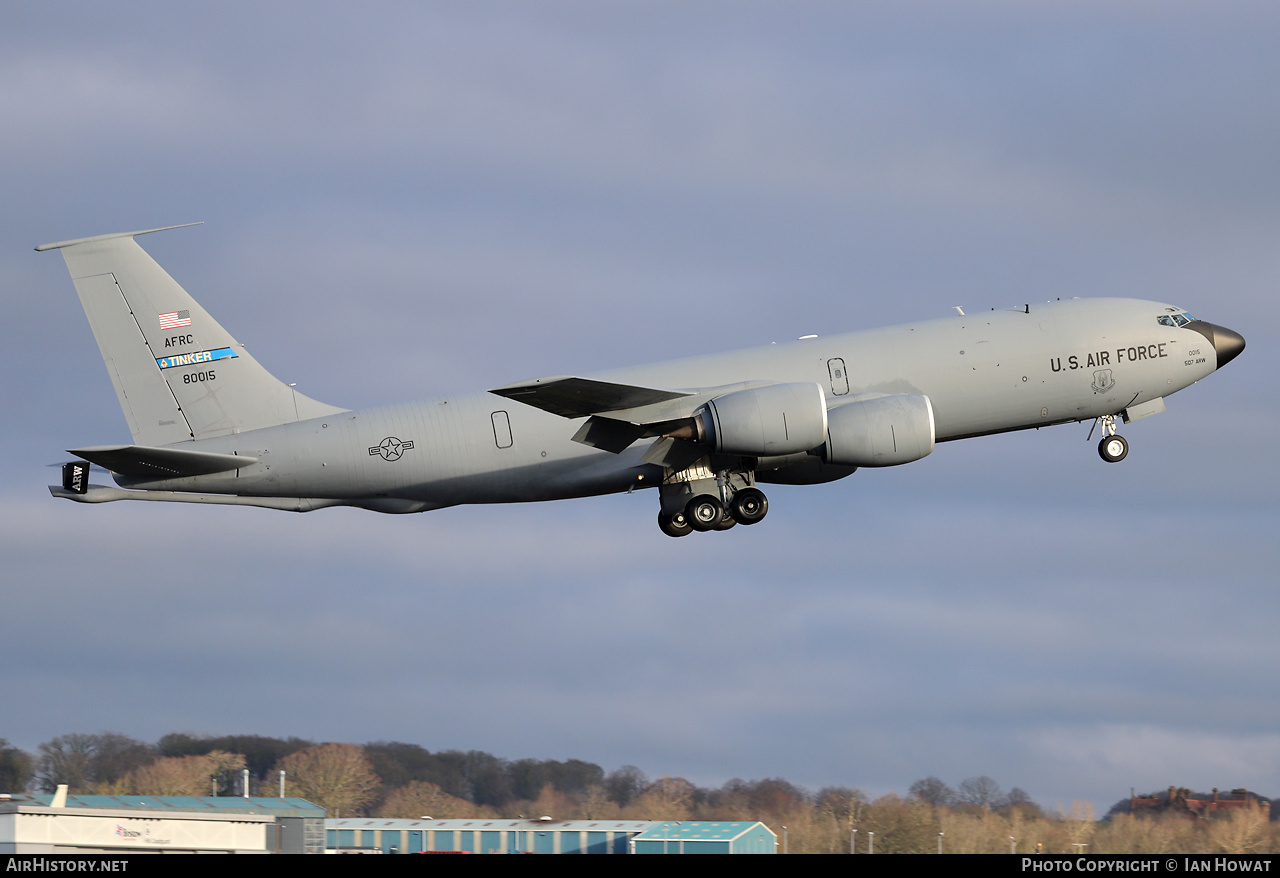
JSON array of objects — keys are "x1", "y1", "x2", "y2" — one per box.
[
  {"x1": 821, "y1": 394, "x2": 935, "y2": 467},
  {"x1": 696, "y1": 382, "x2": 828, "y2": 456}
]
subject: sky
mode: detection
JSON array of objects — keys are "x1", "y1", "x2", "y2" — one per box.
[{"x1": 2, "y1": 1, "x2": 1277, "y2": 814}]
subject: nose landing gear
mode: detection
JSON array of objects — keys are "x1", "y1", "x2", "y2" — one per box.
[
  {"x1": 1092, "y1": 414, "x2": 1129, "y2": 463},
  {"x1": 1098, "y1": 434, "x2": 1129, "y2": 463}
]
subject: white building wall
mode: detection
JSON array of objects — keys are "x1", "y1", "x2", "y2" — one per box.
[{"x1": 2, "y1": 808, "x2": 270, "y2": 854}]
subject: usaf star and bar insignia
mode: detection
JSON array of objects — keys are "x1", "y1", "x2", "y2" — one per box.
[{"x1": 369, "y1": 436, "x2": 414, "y2": 461}]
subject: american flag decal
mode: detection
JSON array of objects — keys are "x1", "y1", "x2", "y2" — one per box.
[{"x1": 158, "y1": 310, "x2": 191, "y2": 330}]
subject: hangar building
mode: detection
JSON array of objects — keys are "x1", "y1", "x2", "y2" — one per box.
[
  {"x1": 326, "y1": 818, "x2": 775, "y2": 854},
  {"x1": 0, "y1": 793, "x2": 325, "y2": 854}
]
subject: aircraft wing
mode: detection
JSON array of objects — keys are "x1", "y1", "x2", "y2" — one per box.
[
  {"x1": 489, "y1": 376, "x2": 692, "y2": 418},
  {"x1": 491, "y1": 376, "x2": 703, "y2": 455},
  {"x1": 491, "y1": 375, "x2": 782, "y2": 459}
]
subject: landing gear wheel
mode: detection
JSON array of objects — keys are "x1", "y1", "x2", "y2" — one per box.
[
  {"x1": 714, "y1": 509, "x2": 738, "y2": 531},
  {"x1": 686, "y1": 495, "x2": 724, "y2": 532},
  {"x1": 730, "y1": 488, "x2": 769, "y2": 525},
  {"x1": 658, "y1": 510, "x2": 693, "y2": 538},
  {"x1": 1098, "y1": 434, "x2": 1129, "y2": 463}
]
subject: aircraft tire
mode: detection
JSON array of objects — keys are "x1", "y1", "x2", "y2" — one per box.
[
  {"x1": 730, "y1": 488, "x2": 769, "y2": 525},
  {"x1": 658, "y1": 511, "x2": 693, "y2": 538},
  {"x1": 1098, "y1": 434, "x2": 1129, "y2": 463},
  {"x1": 714, "y1": 509, "x2": 738, "y2": 531},
  {"x1": 686, "y1": 495, "x2": 724, "y2": 532}
]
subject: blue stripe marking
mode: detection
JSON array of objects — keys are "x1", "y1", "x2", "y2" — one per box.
[{"x1": 156, "y1": 347, "x2": 238, "y2": 369}]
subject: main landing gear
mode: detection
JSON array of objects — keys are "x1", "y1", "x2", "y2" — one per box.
[
  {"x1": 656, "y1": 463, "x2": 769, "y2": 538},
  {"x1": 1093, "y1": 414, "x2": 1129, "y2": 463},
  {"x1": 686, "y1": 494, "x2": 725, "y2": 531},
  {"x1": 658, "y1": 509, "x2": 694, "y2": 538},
  {"x1": 730, "y1": 487, "x2": 769, "y2": 524}
]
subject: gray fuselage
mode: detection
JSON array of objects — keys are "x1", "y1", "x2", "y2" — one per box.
[{"x1": 114, "y1": 297, "x2": 1217, "y2": 512}]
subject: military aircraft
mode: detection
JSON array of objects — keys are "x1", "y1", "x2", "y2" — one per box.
[{"x1": 42, "y1": 224, "x2": 1244, "y2": 537}]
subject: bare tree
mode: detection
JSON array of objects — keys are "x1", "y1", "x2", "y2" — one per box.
[
  {"x1": 89, "y1": 733, "x2": 155, "y2": 786},
  {"x1": 604, "y1": 765, "x2": 648, "y2": 807},
  {"x1": 0, "y1": 740, "x2": 34, "y2": 793},
  {"x1": 957, "y1": 775, "x2": 1004, "y2": 810},
  {"x1": 36, "y1": 735, "x2": 97, "y2": 792},
  {"x1": 377, "y1": 780, "x2": 474, "y2": 818},
  {"x1": 123, "y1": 751, "x2": 245, "y2": 796},
  {"x1": 276, "y1": 743, "x2": 380, "y2": 816},
  {"x1": 632, "y1": 776, "x2": 698, "y2": 819},
  {"x1": 908, "y1": 776, "x2": 958, "y2": 807},
  {"x1": 1005, "y1": 786, "x2": 1042, "y2": 816},
  {"x1": 576, "y1": 783, "x2": 618, "y2": 819},
  {"x1": 158, "y1": 733, "x2": 311, "y2": 779},
  {"x1": 816, "y1": 786, "x2": 865, "y2": 823},
  {"x1": 35, "y1": 733, "x2": 154, "y2": 793},
  {"x1": 1207, "y1": 803, "x2": 1273, "y2": 855}
]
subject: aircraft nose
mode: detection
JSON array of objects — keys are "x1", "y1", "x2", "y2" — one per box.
[{"x1": 1187, "y1": 321, "x2": 1246, "y2": 369}]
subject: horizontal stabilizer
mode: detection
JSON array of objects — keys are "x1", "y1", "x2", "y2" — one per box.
[
  {"x1": 48, "y1": 484, "x2": 438, "y2": 514},
  {"x1": 49, "y1": 483, "x2": 343, "y2": 511},
  {"x1": 490, "y1": 376, "x2": 690, "y2": 418},
  {"x1": 69, "y1": 444, "x2": 258, "y2": 479},
  {"x1": 35, "y1": 223, "x2": 204, "y2": 252}
]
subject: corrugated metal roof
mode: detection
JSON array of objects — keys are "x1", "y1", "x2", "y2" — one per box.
[
  {"x1": 328, "y1": 818, "x2": 656, "y2": 831},
  {"x1": 637, "y1": 821, "x2": 775, "y2": 841},
  {"x1": 2, "y1": 794, "x2": 324, "y2": 818}
]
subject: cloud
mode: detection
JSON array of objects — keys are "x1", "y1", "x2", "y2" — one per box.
[
  {"x1": 3, "y1": 1, "x2": 1277, "y2": 812},
  {"x1": 1024, "y1": 724, "x2": 1280, "y2": 801}
]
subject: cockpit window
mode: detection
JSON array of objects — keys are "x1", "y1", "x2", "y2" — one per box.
[{"x1": 1157, "y1": 310, "x2": 1196, "y2": 328}]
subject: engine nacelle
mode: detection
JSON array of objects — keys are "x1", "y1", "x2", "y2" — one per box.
[
  {"x1": 821, "y1": 394, "x2": 935, "y2": 467},
  {"x1": 756, "y1": 458, "x2": 858, "y2": 485},
  {"x1": 699, "y1": 382, "x2": 828, "y2": 457}
]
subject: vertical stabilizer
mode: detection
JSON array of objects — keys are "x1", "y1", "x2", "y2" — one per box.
[{"x1": 38, "y1": 226, "x2": 345, "y2": 445}]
